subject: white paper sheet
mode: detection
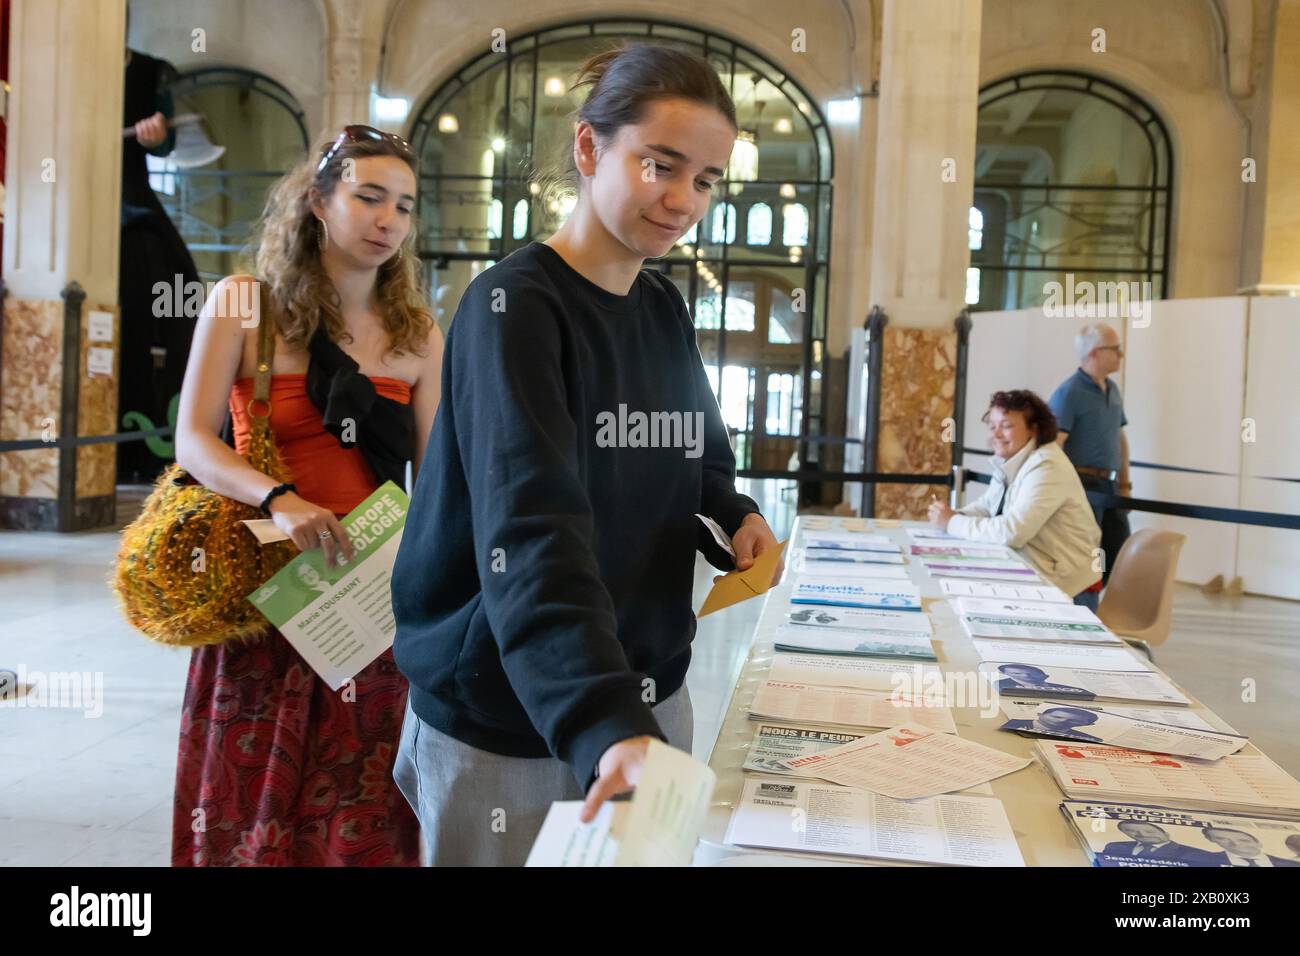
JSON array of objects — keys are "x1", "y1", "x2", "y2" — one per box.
[
  {"x1": 749, "y1": 681, "x2": 956, "y2": 733},
  {"x1": 726, "y1": 778, "x2": 1024, "y2": 866},
  {"x1": 781, "y1": 724, "x2": 1031, "y2": 799}
]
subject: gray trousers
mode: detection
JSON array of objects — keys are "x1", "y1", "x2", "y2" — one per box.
[{"x1": 393, "y1": 687, "x2": 693, "y2": 866}]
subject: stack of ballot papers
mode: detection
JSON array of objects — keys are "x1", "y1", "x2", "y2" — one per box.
[
  {"x1": 748, "y1": 681, "x2": 957, "y2": 733},
  {"x1": 802, "y1": 531, "x2": 900, "y2": 553},
  {"x1": 743, "y1": 722, "x2": 877, "y2": 775},
  {"x1": 804, "y1": 548, "x2": 906, "y2": 566},
  {"x1": 910, "y1": 543, "x2": 1015, "y2": 560},
  {"x1": 791, "y1": 576, "x2": 922, "y2": 611},
  {"x1": 770, "y1": 652, "x2": 939, "y2": 692},
  {"x1": 982, "y1": 661, "x2": 1190, "y2": 704},
  {"x1": 921, "y1": 559, "x2": 1042, "y2": 582},
  {"x1": 1035, "y1": 741, "x2": 1300, "y2": 818},
  {"x1": 775, "y1": 623, "x2": 937, "y2": 660},
  {"x1": 525, "y1": 739, "x2": 716, "y2": 866},
  {"x1": 997, "y1": 701, "x2": 1247, "y2": 760},
  {"x1": 796, "y1": 560, "x2": 911, "y2": 580},
  {"x1": 726, "y1": 777, "x2": 1025, "y2": 866},
  {"x1": 787, "y1": 605, "x2": 932, "y2": 634},
  {"x1": 779, "y1": 724, "x2": 1031, "y2": 799},
  {"x1": 1060, "y1": 801, "x2": 1300, "y2": 867},
  {"x1": 959, "y1": 609, "x2": 1122, "y2": 644},
  {"x1": 940, "y1": 579, "x2": 1071, "y2": 602},
  {"x1": 972, "y1": 638, "x2": 1149, "y2": 671}
]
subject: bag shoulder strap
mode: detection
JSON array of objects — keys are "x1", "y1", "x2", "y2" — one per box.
[{"x1": 253, "y1": 279, "x2": 277, "y2": 408}]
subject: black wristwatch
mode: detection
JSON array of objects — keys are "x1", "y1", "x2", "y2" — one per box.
[{"x1": 260, "y1": 482, "x2": 297, "y2": 515}]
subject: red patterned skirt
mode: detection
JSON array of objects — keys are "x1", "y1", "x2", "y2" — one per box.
[{"x1": 171, "y1": 638, "x2": 419, "y2": 866}]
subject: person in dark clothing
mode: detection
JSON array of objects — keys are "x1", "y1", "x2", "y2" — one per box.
[
  {"x1": 118, "y1": 44, "x2": 201, "y2": 482},
  {"x1": 390, "y1": 44, "x2": 782, "y2": 866}
]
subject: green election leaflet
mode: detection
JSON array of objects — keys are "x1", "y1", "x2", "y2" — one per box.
[{"x1": 248, "y1": 481, "x2": 408, "y2": 690}]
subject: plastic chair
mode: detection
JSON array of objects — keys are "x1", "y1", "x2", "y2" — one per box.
[{"x1": 1096, "y1": 529, "x2": 1186, "y2": 663}]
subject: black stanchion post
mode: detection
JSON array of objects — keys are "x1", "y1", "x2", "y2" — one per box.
[{"x1": 862, "y1": 305, "x2": 887, "y2": 517}]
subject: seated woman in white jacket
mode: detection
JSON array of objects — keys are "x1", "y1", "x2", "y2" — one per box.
[{"x1": 928, "y1": 390, "x2": 1103, "y2": 609}]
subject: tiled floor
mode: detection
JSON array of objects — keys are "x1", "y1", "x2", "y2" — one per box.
[{"x1": 1, "y1": 483, "x2": 1297, "y2": 865}]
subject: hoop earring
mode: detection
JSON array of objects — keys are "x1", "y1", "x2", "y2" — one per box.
[{"x1": 316, "y1": 219, "x2": 330, "y2": 251}]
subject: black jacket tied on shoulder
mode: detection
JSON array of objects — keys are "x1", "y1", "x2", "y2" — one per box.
[{"x1": 305, "y1": 324, "x2": 414, "y2": 490}]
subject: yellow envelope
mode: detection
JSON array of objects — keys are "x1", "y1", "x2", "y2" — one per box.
[{"x1": 697, "y1": 539, "x2": 788, "y2": 617}]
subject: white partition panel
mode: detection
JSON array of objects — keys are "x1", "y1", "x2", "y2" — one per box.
[
  {"x1": 1243, "y1": 296, "x2": 1300, "y2": 482},
  {"x1": 965, "y1": 309, "x2": 1030, "y2": 451},
  {"x1": 1123, "y1": 298, "x2": 1247, "y2": 475},
  {"x1": 1127, "y1": 470, "x2": 1241, "y2": 586},
  {"x1": 1237, "y1": 478, "x2": 1300, "y2": 600}
]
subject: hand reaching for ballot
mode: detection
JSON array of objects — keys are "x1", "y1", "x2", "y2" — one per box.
[
  {"x1": 714, "y1": 512, "x2": 784, "y2": 586},
  {"x1": 580, "y1": 735, "x2": 655, "y2": 823},
  {"x1": 928, "y1": 497, "x2": 955, "y2": 530}
]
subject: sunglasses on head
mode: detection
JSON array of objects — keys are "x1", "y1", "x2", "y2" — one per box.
[{"x1": 316, "y1": 124, "x2": 415, "y2": 175}]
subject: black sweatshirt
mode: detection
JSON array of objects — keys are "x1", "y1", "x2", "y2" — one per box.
[{"x1": 391, "y1": 242, "x2": 760, "y2": 789}]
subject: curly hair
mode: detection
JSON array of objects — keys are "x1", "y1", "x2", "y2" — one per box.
[
  {"x1": 983, "y1": 389, "x2": 1059, "y2": 444},
  {"x1": 248, "y1": 133, "x2": 432, "y2": 356}
]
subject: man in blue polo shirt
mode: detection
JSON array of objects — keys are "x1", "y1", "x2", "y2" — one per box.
[{"x1": 1049, "y1": 323, "x2": 1130, "y2": 585}]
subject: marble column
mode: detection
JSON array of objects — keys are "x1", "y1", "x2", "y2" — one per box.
[
  {"x1": 1244, "y1": 0, "x2": 1300, "y2": 292},
  {"x1": 865, "y1": 0, "x2": 981, "y2": 518},
  {"x1": 1, "y1": 0, "x2": 125, "y2": 530}
]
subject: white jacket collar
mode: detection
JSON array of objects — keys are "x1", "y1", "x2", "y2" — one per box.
[{"x1": 993, "y1": 439, "x2": 1038, "y2": 485}]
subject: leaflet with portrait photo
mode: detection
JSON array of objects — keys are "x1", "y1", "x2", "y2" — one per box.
[
  {"x1": 982, "y1": 662, "x2": 1190, "y2": 705},
  {"x1": 1061, "y1": 801, "x2": 1300, "y2": 867},
  {"x1": 1000, "y1": 702, "x2": 1248, "y2": 760}
]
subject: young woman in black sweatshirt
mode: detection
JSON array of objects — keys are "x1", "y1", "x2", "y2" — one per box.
[{"x1": 390, "y1": 44, "x2": 782, "y2": 866}]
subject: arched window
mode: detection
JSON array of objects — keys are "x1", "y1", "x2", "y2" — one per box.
[
  {"x1": 512, "y1": 199, "x2": 529, "y2": 240},
  {"x1": 409, "y1": 19, "x2": 833, "y2": 471},
  {"x1": 782, "y1": 203, "x2": 808, "y2": 247},
  {"x1": 972, "y1": 71, "x2": 1172, "y2": 311},
  {"x1": 746, "y1": 203, "x2": 773, "y2": 246},
  {"x1": 156, "y1": 68, "x2": 309, "y2": 280},
  {"x1": 711, "y1": 202, "x2": 737, "y2": 244}
]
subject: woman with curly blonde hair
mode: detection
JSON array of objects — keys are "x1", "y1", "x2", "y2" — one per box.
[{"x1": 169, "y1": 126, "x2": 441, "y2": 866}]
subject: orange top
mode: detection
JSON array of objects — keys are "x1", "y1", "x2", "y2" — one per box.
[{"x1": 230, "y1": 373, "x2": 412, "y2": 516}]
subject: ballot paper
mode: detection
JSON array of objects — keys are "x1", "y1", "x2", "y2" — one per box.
[
  {"x1": 726, "y1": 777, "x2": 1024, "y2": 866},
  {"x1": 697, "y1": 539, "x2": 788, "y2": 617},
  {"x1": 802, "y1": 531, "x2": 896, "y2": 551},
  {"x1": 749, "y1": 681, "x2": 957, "y2": 733},
  {"x1": 787, "y1": 605, "x2": 933, "y2": 634},
  {"x1": 924, "y1": 563, "x2": 1042, "y2": 582},
  {"x1": 804, "y1": 547, "x2": 906, "y2": 565},
  {"x1": 999, "y1": 699, "x2": 1226, "y2": 733},
  {"x1": 983, "y1": 662, "x2": 1190, "y2": 705},
  {"x1": 921, "y1": 556, "x2": 1033, "y2": 572},
  {"x1": 1036, "y1": 742, "x2": 1300, "y2": 819},
  {"x1": 781, "y1": 725, "x2": 1031, "y2": 799},
  {"x1": 998, "y1": 702, "x2": 1248, "y2": 760},
  {"x1": 797, "y1": 559, "x2": 911, "y2": 579},
  {"x1": 525, "y1": 739, "x2": 716, "y2": 866},
  {"x1": 939, "y1": 579, "x2": 1072, "y2": 602},
  {"x1": 775, "y1": 623, "x2": 937, "y2": 660},
  {"x1": 906, "y1": 527, "x2": 961, "y2": 541},
  {"x1": 770, "y1": 653, "x2": 939, "y2": 692},
  {"x1": 695, "y1": 513, "x2": 735, "y2": 558},
  {"x1": 1061, "y1": 802, "x2": 1300, "y2": 868},
  {"x1": 743, "y1": 723, "x2": 873, "y2": 775},
  {"x1": 956, "y1": 598, "x2": 1102, "y2": 624},
  {"x1": 791, "y1": 577, "x2": 922, "y2": 611},
  {"x1": 911, "y1": 543, "x2": 1014, "y2": 559},
  {"x1": 960, "y1": 614, "x2": 1122, "y2": 644},
  {"x1": 972, "y1": 639, "x2": 1150, "y2": 672},
  {"x1": 247, "y1": 482, "x2": 407, "y2": 691}
]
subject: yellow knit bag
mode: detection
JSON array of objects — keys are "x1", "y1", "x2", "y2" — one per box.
[{"x1": 112, "y1": 284, "x2": 297, "y2": 647}]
